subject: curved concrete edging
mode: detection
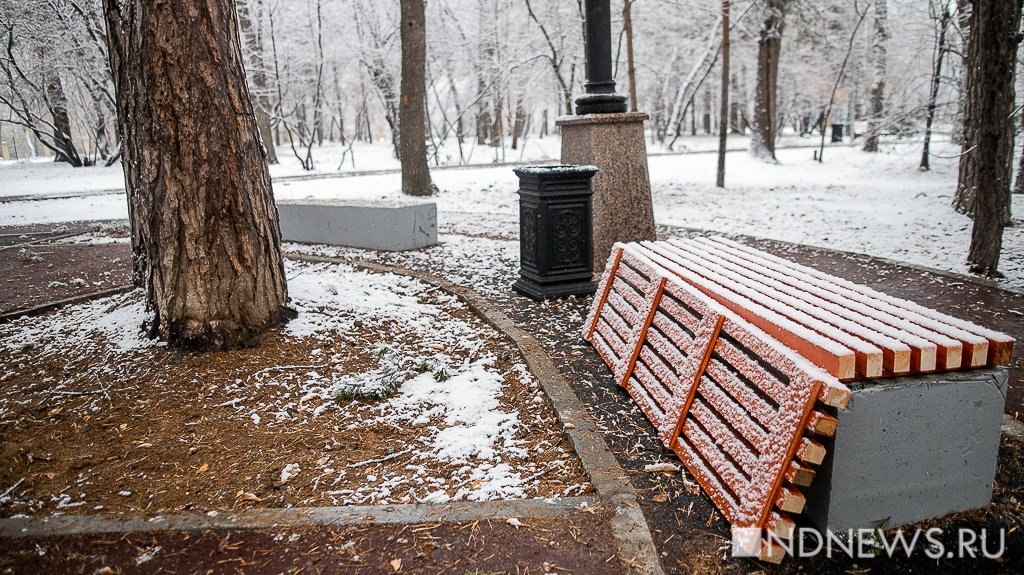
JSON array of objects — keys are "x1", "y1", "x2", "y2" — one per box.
[
  {"x1": 0, "y1": 497, "x2": 595, "y2": 538},
  {"x1": 288, "y1": 253, "x2": 666, "y2": 575}
]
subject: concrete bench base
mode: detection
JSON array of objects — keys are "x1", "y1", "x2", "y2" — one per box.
[
  {"x1": 276, "y1": 199, "x2": 437, "y2": 251},
  {"x1": 805, "y1": 368, "x2": 1007, "y2": 531}
]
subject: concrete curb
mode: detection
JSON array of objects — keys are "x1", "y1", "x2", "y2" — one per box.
[
  {"x1": 288, "y1": 254, "x2": 666, "y2": 575},
  {"x1": 0, "y1": 286, "x2": 133, "y2": 324},
  {"x1": 0, "y1": 496, "x2": 596, "y2": 538}
]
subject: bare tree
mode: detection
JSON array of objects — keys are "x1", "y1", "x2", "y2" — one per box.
[
  {"x1": 623, "y1": 0, "x2": 638, "y2": 112},
  {"x1": 920, "y1": 0, "x2": 952, "y2": 171},
  {"x1": 863, "y1": 0, "x2": 888, "y2": 152},
  {"x1": 954, "y1": 0, "x2": 1021, "y2": 275},
  {"x1": 103, "y1": 0, "x2": 290, "y2": 349},
  {"x1": 237, "y1": 0, "x2": 278, "y2": 164},
  {"x1": 399, "y1": 0, "x2": 434, "y2": 195},
  {"x1": 716, "y1": 0, "x2": 730, "y2": 188}
]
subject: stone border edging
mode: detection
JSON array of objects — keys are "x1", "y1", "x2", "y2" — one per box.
[
  {"x1": 0, "y1": 286, "x2": 132, "y2": 324},
  {"x1": 288, "y1": 253, "x2": 666, "y2": 575},
  {"x1": 0, "y1": 496, "x2": 595, "y2": 538}
]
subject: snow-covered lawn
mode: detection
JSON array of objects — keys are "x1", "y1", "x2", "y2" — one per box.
[
  {"x1": 1, "y1": 139, "x2": 1020, "y2": 290},
  {"x1": 0, "y1": 260, "x2": 585, "y2": 515}
]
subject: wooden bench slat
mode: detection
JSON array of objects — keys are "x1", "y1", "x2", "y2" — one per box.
[
  {"x1": 629, "y1": 243, "x2": 860, "y2": 380},
  {"x1": 708, "y1": 236, "x2": 1011, "y2": 366},
  {"x1": 693, "y1": 237, "x2": 968, "y2": 370},
  {"x1": 646, "y1": 241, "x2": 887, "y2": 378},
  {"x1": 673, "y1": 238, "x2": 938, "y2": 373}
]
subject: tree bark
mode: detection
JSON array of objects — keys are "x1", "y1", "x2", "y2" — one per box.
[
  {"x1": 102, "y1": 0, "x2": 290, "y2": 350},
  {"x1": 716, "y1": 0, "x2": 730, "y2": 188},
  {"x1": 955, "y1": 0, "x2": 1021, "y2": 275},
  {"x1": 750, "y1": 0, "x2": 785, "y2": 162},
  {"x1": 863, "y1": 0, "x2": 888, "y2": 152},
  {"x1": 399, "y1": 0, "x2": 434, "y2": 196}
]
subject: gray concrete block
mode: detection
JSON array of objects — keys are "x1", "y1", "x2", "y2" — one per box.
[
  {"x1": 805, "y1": 368, "x2": 1008, "y2": 531},
  {"x1": 276, "y1": 199, "x2": 437, "y2": 251}
]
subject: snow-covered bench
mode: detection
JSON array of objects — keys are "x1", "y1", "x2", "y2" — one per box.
[
  {"x1": 276, "y1": 199, "x2": 437, "y2": 252},
  {"x1": 583, "y1": 238, "x2": 1013, "y2": 560}
]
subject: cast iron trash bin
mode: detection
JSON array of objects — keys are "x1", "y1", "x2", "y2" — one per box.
[{"x1": 512, "y1": 165, "x2": 599, "y2": 300}]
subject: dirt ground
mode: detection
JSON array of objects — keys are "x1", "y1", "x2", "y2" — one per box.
[{"x1": 0, "y1": 224, "x2": 131, "y2": 317}]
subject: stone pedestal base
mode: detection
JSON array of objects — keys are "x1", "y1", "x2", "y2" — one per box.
[
  {"x1": 805, "y1": 368, "x2": 1007, "y2": 531},
  {"x1": 557, "y1": 112, "x2": 656, "y2": 271}
]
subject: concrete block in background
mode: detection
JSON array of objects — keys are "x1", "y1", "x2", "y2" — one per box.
[
  {"x1": 805, "y1": 368, "x2": 1008, "y2": 531},
  {"x1": 276, "y1": 199, "x2": 437, "y2": 252}
]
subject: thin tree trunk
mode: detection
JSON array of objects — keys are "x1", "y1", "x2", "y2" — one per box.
[
  {"x1": 956, "y1": 0, "x2": 1021, "y2": 275},
  {"x1": 921, "y1": 2, "x2": 951, "y2": 171},
  {"x1": 864, "y1": 0, "x2": 888, "y2": 152},
  {"x1": 750, "y1": 0, "x2": 785, "y2": 161},
  {"x1": 399, "y1": 0, "x2": 434, "y2": 195},
  {"x1": 102, "y1": 0, "x2": 290, "y2": 349},
  {"x1": 1014, "y1": 108, "x2": 1024, "y2": 194},
  {"x1": 623, "y1": 0, "x2": 638, "y2": 112},
  {"x1": 716, "y1": 0, "x2": 730, "y2": 188}
]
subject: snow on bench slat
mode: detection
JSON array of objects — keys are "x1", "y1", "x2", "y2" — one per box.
[
  {"x1": 673, "y1": 238, "x2": 938, "y2": 373},
  {"x1": 627, "y1": 243, "x2": 858, "y2": 380},
  {"x1": 583, "y1": 247, "x2": 624, "y2": 342},
  {"x1": 708, "y1": 236, "x2": 1012, "y2": 367},
  {"x1": 637, "y1": 344, "x2": 679, "y2": 401},
  {"x1": 606, "y1": 290, "x2": 640, "y2": 327},
  {"x1": 705, "y1": 358, "x2": 781, "y2": 436},
  {"x1": 632, "y1": 350, "x2": 675, "y2": 411},
  {"x1": 626, "y1": 243, "x2": 851, "y2": 406},
  {"x1": 601, "y1": 305, "x2": 635, "y2": 349},
  {"x1": 611, "y1": 277, "x2": 645, "y2": 314},
  {"x1": 645, "y1": 325, "x2": 689, "y2": 371},
  {"x1": 696, "y1": 377, "x2": 771, "y2": 454},
  {"x1": 695, "y1": 237, "x2": 972, "y2": 370},
  {"x1": 689, "y1": 397, "x2": 760, "y2": 472},
  {"x1": 711, "y1": 336, "x2": 788, "y2": 407},
  {"x1": 591, "y1": 329, "x2": 618, "y2": 370},
  {"x1": 680, "y1": 418, "x2": 752, "y2": 519},
  {"x1": 645, "y1": 241, "x2": 885, "y2": 379},
  {"x1": 675, "y1": 432, "x2": 742, "y2": 521}
]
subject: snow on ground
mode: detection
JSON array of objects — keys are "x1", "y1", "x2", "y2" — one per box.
[
  {"x1": 0, "y1": 259, "x2": 574, "y2": 505},
  {"x1": 1, "y1": 138, "x2": 1021, "y2": 290}
]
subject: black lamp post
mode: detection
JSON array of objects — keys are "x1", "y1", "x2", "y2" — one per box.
[{"x1": 575, "y1": 0, "x2": 627, "y2": 115}]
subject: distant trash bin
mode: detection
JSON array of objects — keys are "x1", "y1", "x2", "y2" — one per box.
[
  {"x1": 512, "y1": 165, "x2": 598, "y2": 300},
  {"x1": 831, "y1": 123, "x2": 845, "y2": 143}
]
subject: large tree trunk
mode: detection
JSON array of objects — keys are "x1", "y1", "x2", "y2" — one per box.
[
  {"x1": 399, "y1": 0, "x2": 434, "y2": 196},
  {"x1": 863, "y1": 0, "x2": 888, "y2": 153},
  {"x1": 716, "y1": 0, "x2": 730, "y2": 188},
  {"x1": 750, "y1": 0, "x2": 785, "y2": 162},
  {"x1": 103, "y1": 0, "x2": 290, "y2": 350},
  {"x1": 955, "y1": 0, "x2": 1021, "y2": 276},
  {"x1": 236, "y1": 0, "x2": 278, "y2": 164}
]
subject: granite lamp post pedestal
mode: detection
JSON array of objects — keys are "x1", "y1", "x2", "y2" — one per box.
[
  {"x1": 512, "y1": 166, "x2": 598, "y2": 300},
  {"x1": 557, "y1": 112, "x2": 656, "y2": 271},
  {"x1": 560, "y1": 0, "x2": 655, "y2": 272}
]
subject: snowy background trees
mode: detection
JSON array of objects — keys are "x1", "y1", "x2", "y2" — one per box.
[{"x1": 1, "y1": 0, "x2": 974, "y2": 168}]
